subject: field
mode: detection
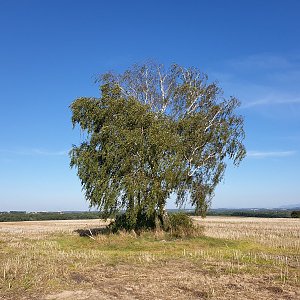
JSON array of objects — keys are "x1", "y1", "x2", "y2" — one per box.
[{"x1": 0, "y1": 217, "x2": 299, "y2": 300}]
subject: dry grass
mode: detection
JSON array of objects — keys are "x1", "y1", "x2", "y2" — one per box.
[
  {"x1": 0, "y1": 217, "x2": 299, "y2": 299},
  {"x1": 197, "y1": 216, "x2": 300, "y2": 251}
]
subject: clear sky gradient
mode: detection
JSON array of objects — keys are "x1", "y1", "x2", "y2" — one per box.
[{"x1": 0, "y1": 0, "x2": 299, "y2": 211}]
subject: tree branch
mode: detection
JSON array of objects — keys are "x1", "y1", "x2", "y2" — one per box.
[
  {"x1": 188, "y1": 153, "x2": 216, "y2": 177},
  {"x1": 204, "y1": 109, "x2": 221, "y2": 132}
]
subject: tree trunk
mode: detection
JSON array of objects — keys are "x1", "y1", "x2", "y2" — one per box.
[{"x1": 157, "y1": 205, "x2": 170, "y2": 231}]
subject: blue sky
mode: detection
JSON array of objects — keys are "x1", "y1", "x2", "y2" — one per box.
[{"x1": 0, "y1": 0, "x2": 299, "y2": 211}]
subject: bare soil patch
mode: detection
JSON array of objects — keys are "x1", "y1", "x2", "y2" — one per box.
[{"x1": 42, "y1": 262, "x2": 299, "y2": 300}]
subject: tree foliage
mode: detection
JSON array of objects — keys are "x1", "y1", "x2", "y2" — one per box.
[
  {"x1": 70, "y1": 62, "x2": 246, "y2": 230},
  {"x1": 291, "y1": 211, "x2": 300, "y2": 218}
]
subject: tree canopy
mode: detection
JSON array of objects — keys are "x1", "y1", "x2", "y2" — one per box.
[{"x1": 70, "y1": 62, "x2": 246, "y2": 230}]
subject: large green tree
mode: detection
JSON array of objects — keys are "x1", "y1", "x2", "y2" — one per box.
[{"x1": 70, "y1": 63, "x2": 246, "y2": 230}]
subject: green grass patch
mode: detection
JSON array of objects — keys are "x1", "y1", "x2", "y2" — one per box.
[{"x1": 54, "y1": 232, "x2": 260, "y2": 259}]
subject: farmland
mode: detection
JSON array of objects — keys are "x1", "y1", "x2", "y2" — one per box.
[{"x1": 0, "y1": 217, "x2": 299, "y2": 299}]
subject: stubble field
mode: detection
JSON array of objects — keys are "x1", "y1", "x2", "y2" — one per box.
[{"x1": 0, "y1": 217, "x2": 299, "y2": 299}]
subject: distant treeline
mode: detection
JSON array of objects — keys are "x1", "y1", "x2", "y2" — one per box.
[
  {"x1": 0, "y1": 211, "x2": 101, "y2": 222},
  {"x1": 189, "y1": 209, "x2": 297, "y2": 218},
  {"x1": 0, "y1": 209, "x2": 299, "y2": 222},
  {"x1": 206, "y1": 210, "x2": 293, "y2": 218}
]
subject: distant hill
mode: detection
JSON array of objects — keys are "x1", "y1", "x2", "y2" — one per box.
[{"x1": 279, "y1": 204, "x2": 300, "y2": 209}]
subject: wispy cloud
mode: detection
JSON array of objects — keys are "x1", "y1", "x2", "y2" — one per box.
[
  {"x1": 0, "y1": 148, "x2": 68, "y2": 156},
  {"x1": 241, "y1": 95, "x2": 300, "y2": 108},
  {"x1": 247, "y1": 150, "x2": 297, "y2": 158},
  {"x1": 31, "y1": 149, "x2": 68, "y2": 156},
  {"x1": 228, "y1": 53, "x2": 294, "y2": 70},
  {"x1": 214, "y1": 53, "x2": 300, "y2": 111}
]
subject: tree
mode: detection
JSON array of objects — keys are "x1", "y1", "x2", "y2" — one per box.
[
  {"x1": 70, "y1": 62, "x2": 246, "y2": 230},
  {"x1": 291, "y1": 211, "x2": 300, "y2": 218}
]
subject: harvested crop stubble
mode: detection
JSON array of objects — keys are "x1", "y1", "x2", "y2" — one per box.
[{"x1": 0, "y1": 217, "x2": 299, "y2": 300}]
